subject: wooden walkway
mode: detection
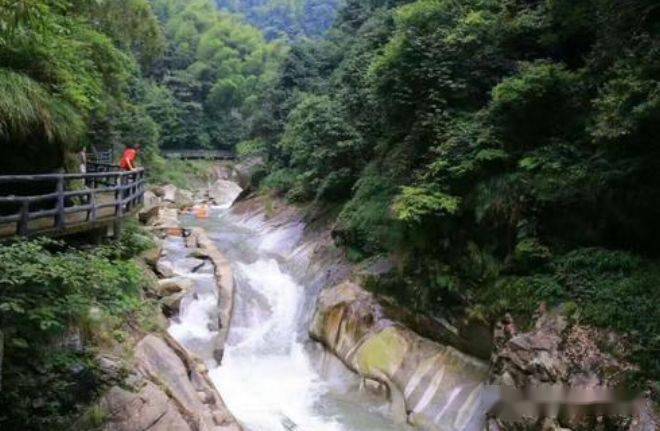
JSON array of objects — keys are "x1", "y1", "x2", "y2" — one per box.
[
  {"x1": 0, "y1": 163, "x2": 145, "y2": 239},
  {"x1": 163, "y1": 149, "x2": 235, "y2": 160}
]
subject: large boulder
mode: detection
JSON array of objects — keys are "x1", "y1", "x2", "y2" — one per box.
[
  {"x1": 101, "y1": 334, "x2": 241, "y2": 431},
  {"x1": 157, "y1": 184, "x2": 178, "y2": 203},
  {"x1": 161, "y1": 291, "x2": 187, "y2": 317},
  {"x1": 157, "y1": 277, "x2": 194, "y2": 317},
  {"x1": 156, "y1": 258, "x2": 176, "y2": 278},
  {"x1": 138, "y1": 189, "x2": 162, "y2": 223},
  {"x1": 139, "y1": 243, "x2": 162, "y2": 269},
  {"x1": 176, "y1": 189, "x2": 194, "y2": 209},
  {"x1": 142, "y1": 189, "x2": 161, "y2": 209},
  {"x1": 101, "y1": 381, "x2": 191, "y2": 431},
  {"x1": 232, "y1": 157, "x2": 266, "y2": 193},
  {"x1": 153, "y1": 184, "x2": 194, "y2": 208},
  {"x1": 489, "y1": 307, "x2": 658, "y2": 430},
  {"x1": 149, "y1": 207, "x2": 180, "y2": 231},
  {"x1": 311, "y1": 282, "x2": 492, "y2": 431},
  {"x1": 208, "y1": 179, "x2": 242, "y2": 208},
  {"x1": 157, "y1": 277, "x2": 194, "y2": 297}
]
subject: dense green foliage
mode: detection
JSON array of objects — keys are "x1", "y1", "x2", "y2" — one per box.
[
  {"x1": 251, "y1": 0, "x2": 660, "y2": 377},
  {"x1": 147, "y1": 0, "x2": 284, "y2": 151},
  {"x1": 0, "y1": 224, "x2": 158, "y2": 429},
  {"x1": 215, "y1": 0, "x2": 342, "y2": 40},
  {"x1": 1, "y1": 0, "x2": 658, "y2": 389},
  {"x1": 0, "y1": 0, "x2": 287, "y2": 177},
  {"x1": 0, "y1": 0, "x2": 165, "y2": 173}
]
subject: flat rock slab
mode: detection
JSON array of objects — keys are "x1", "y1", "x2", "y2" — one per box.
[
  {"x1": 100, "y1": 382, "x2": 190, "y2": 431},
  {"x1": 101, "y1": 334, "x2": 241, "y2": 431}
]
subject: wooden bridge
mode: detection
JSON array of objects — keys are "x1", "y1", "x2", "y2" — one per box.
[
  {"x1": 163, "y1": 149, "x2": 235, "y2": 160},
  {"x1": 0, "y1": 163, "x2": 146, "y2": 239}
]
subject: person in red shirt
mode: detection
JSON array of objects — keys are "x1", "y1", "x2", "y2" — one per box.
[{"x1": 120, "y1": 144, "x2": 140, "y2": 171}]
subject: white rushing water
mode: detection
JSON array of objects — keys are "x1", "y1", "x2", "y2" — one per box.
[{"x1": 163, "y1": 195, "x2": 413, "y2": 431}]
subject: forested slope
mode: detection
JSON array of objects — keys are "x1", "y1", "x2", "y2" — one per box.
[
  {"x1": 0, "y1": 0, "x2": 282, "y2": 179},
  {"x1": 215, "y1": 0, "x2": 342, "y2": 40},
  {"x1": 246, "y1": 0, "x2": 660, "y2": 380},
  {"x1": 149, "y1": 0, "x2": 284, "y2": 152}
]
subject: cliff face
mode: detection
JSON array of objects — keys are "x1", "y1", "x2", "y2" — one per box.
[{"x1": 488, "y1": 309, "x2": 658, "y2": 431}]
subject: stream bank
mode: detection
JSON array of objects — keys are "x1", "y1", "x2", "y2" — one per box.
[
  {"x1": 123, "y1": 161, "x2": 657, "y2": 431},
  {"x1": 89, "y1": 173, "x2": 243, "y2": 431},
  {"x1": 218, "y1": 185, "x2": 658, "y2": 431}
]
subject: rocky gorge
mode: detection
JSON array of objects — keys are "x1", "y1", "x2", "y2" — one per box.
[
  {"x1": 96, "y1": 161, "x2": 657, "y2": 431},
  {"x1": 224, "y1": 167, "x2": 658, "y2": 431},
  {"x1": 84, "y1": 169, "x2": 244, "y2": 431}
]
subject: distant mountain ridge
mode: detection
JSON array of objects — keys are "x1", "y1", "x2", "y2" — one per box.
[{"x1": 214, "y1": 0, "x2": 342, "y2": 40}]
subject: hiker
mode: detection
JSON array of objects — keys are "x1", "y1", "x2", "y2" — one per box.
[{"x1": 120, "y1": 144, "x2": 140, "y2": 171}]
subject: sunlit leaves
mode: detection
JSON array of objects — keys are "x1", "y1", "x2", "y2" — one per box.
[{"x1": 392, "y1": 186, "x2": 461, "y2": 223}]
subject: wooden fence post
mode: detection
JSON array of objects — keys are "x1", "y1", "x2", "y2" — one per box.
[
  {"x1": 2, "y1": 167, "x2": 145, "y2": 239},
  {"x1": 117, "y1": 174, "x2": 124, "y2": 217},
  {"x1": 55, "y1": 176, "x2": 65, "y2": 230},
  {"x1": 89, "y1": 188, "x2": 97, "y2": 222},
  {"x1": 18, "y1": 200, "x2": 29, "y2": 236}
]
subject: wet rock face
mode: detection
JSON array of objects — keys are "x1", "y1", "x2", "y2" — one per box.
[
  {"x1": 208, "y1": 179, "x2": 243, "y2": 208},
  {"x1": 161, "y1": 291, "x2": 187, "y2": 317},
  {"x1": 101, "y1": 381, "x2": 191, "y2": 431},
  {"x1": 489, "y1": 308, "x2": 658, "y2": 431},
  {"x1": 311, "y1": 282, "x2": 492, "y2": 431},
  {"x1": 232, "y1": 157, "x2": 265, "y2": 192},
  {"x1": 158, "y1": 277, "x2": 194, "y2": 297},
  {"x1": 490, "y1": 309, "x2": 634, "y2": 387}
]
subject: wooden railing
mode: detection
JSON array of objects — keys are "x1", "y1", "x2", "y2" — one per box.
[
  {"x1": 163, "y1": 149, "x2": 235, "y2": 160},
  {"x1": 0, "y1": 164, "x2": 146, "y2": 238},
  {"x1": 87, "y1": 149, "x2": 114, "y2": 165}
]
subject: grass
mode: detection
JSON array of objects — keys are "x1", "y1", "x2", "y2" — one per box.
[{"x1": 145, "y1": 155, "x2": 218, "y2": 189}]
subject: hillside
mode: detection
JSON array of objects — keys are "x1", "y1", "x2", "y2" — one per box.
[
  {"x1": 244, "y1": 0, "x2": 660, "y2": 384},
  {"x1": 215, "y1": 0, "x2": 342, "y2": 40}
]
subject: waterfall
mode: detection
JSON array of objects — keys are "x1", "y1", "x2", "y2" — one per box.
[{"x1": 165, "y1": 200, "x2": 413, "y2": 431}]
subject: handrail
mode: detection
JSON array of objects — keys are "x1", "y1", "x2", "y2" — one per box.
[
  {"x1": 0, "y1": 167, "x2": 133, "y2": 183},
  {"x1": 0, "y1": 166, "x2": 146, "y2": 238}
]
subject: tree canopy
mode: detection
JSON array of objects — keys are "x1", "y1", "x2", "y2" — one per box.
[
  {"x1": 149, "y1": 0, "x2": 285, "y2": 151},
  {"x1": 215, "y1": 0, "x2": 342, "y2": 40},
  {"x1": 250, "y1": 0, "x2": 660, "y2": 379},
  {"x1": 0, "y1": 0, "x2": 164, "y2": 173}
]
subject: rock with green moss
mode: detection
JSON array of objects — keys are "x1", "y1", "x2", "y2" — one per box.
[{"x1": 311, "y1": 281, "x2": 492, "y2": 430}]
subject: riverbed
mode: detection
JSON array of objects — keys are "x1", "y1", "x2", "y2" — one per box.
[{"x1": 165, "y1": 203, "x2": 414, "y2": 431}]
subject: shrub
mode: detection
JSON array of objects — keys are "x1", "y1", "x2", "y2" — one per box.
[
  {"x1": 0, "y1": 238, "x2": 152, "y2": 429},
  {"x1": 335, "y1": 166, "x2": 402, "y2": 254},
  {"x1": 489, "y1": 62, "x2": 584, "y2": 151}
]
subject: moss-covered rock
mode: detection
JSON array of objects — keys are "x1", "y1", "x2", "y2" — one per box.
[{"x1": 311, "y1": 281, "x2": 492, "y2": 431}]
